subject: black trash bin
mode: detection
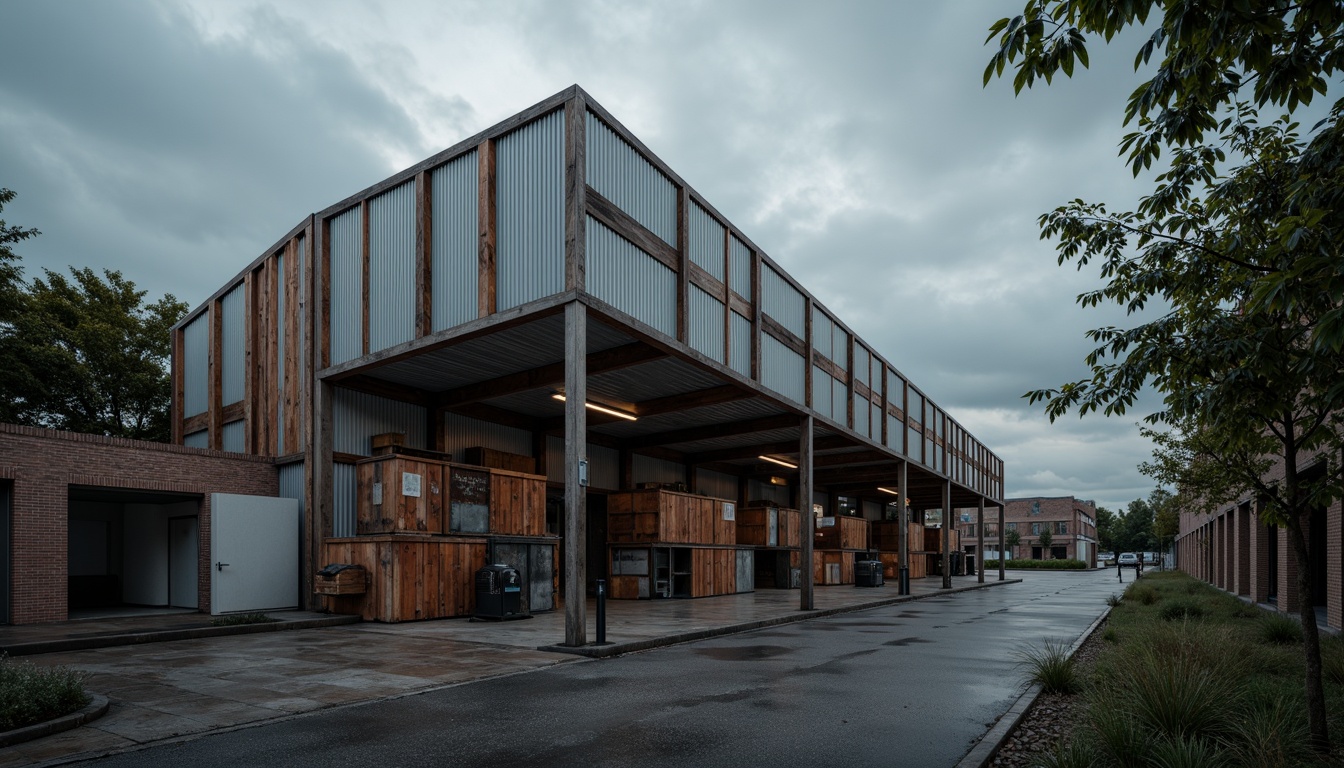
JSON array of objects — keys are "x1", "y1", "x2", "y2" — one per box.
[
  {"x1": 950, "y1": 552, "x2": 964, "y2": 577},
  {"x1": 855, "y1": 560, "x2": 884, "y2": 587},
  {"x1": 475, "y1": 564, "x2": 523, "y2": 620}
]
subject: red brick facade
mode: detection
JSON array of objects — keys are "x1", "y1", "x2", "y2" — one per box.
[
  {"x1": 1176, "y1": 448, "x2": 1342, "y2": 631},
  {"x1": 0, "y1": 423, "x2": 278, "y2": 624},
  {"x1": 957, "y1": 496, "x2": 1098, "y2": 566}
]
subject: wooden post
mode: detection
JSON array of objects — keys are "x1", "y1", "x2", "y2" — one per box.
[
  {"x1": 564, "y1": 93, "x2": 587, "y2": 292},
  {"x1": 564, "y1": 300, "x2": 588, "y2": 646},
  {"x1": 898, "y1": 460, "x2": 909, "y2": 595},
  {"x1": 977, "y1": 496, "x2": 985, "y2": 584},
  {"x1": 310, "y1": 378, "x2": 334, "y2": 610},
  {"x1": 942, "y1": 479, "x2": 952, "y2": 589},
  {"x1": 799, "y1": 414, "x2": 814, "y2": 611},
  {"x1": 998, "y1": 503, "x2": 1006, "y2": 581}
]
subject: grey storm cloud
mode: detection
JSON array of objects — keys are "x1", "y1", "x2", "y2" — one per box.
[{"x1": 0, "y1": 0, "x2": 1182, "y2": 512}]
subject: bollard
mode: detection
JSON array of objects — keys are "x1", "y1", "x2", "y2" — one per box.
[
  {"x1": 899, "y1": 566, "x2": 909, "y2": 596},
  {"x1": 595, "y1": 578, "x2": 607, "y2": 645},
  {"x1": 1117, "y1": 559, "x2": 1123, "y2": 583}
]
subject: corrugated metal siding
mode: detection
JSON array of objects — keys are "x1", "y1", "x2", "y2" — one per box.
[
  {"x1": 888, "y1": 414, "x2": 901, "y2": 450},
  {"x1": 585, "y1": 112, "x2": 676, "y2": 246},
  {"x1": 760, "y1": 335, "x2": 805, "y2": 404},
  {"x1": 812, "y1": 308, "x2": 833, "y2": 361},
  {"x1": 219, "y1": 284, "x2": 245, "y2": 405},
  {"x1": 832, "y1": 378, "x2": 846, "y2": 424},
  {"x1": 632, "y1": 454, "x2": 685, "y2": 485},
  {"x1": 853, "y1": 393, "x2": 869, "y2": 438},
  {"x1": 497, "y1": 111, "x2": 564, "y2": 311},
  {"x1": 729, "y1": 236, "x2": 752, "y2": 300},
  {"x1": 278, "y1": 462, "x2": 305, "y2": 506},
  {"x1": 863, "y1": 500, "x2": 882, "y2": 520},
  {"x1": 696, "y1": 468, "x2": 737, "y2": 500},
  {"x1": 586, "y1": 217, "x2": 675, "y2": 335},
  {"x1": 183, "y1": 430, "x2": 208, "y2": 449},
  {"x1": 221, "y1": 420, "x2": 245, "y2": 453},
  {"x1": 329, "y1": 207, "x2": 363, "y2": 365},
  {"x1": 441, "y1": 412, "x2": 532, "y2": 463},
  {"x1": 812, "y1": 367, "x2": 831, "y2": 419},
  {"x1": 368, "y1": 181, "x2": 416, "y2": 352},
  {"x1": 761, "y1": 266, "x2": 805, "y2": 337},
  {"x1": 746, "y1": 479, "x2": 790, "y2": 506},
  {"x1": 182, "y1": 314, "x2": 209, "y2": 417},
  {"x1": 431, "y1": 151, "x2": 478, "y2": 332},
  {"x1": 545, "y1": 436, "x2": 619, "y2": 489},
  {"x1": 276, "y1": 252, "x2": 285, "y2": 455},
  {"x1": 332, "y1": 388, "x2": 427, "y2": 455},
  {"x1": 688, "y1": 202, "x2": 725, "y2": 281},
  {"x1": 688, "y1": 285, "x2": 725, "y2": 362},
  {"x1": 334, "y1": 463, "x2": 356, "y2": 538},
  {"x1": 853, "y1": 346, "x2": 870, "y2": 385},
  {"x1": 729, "y1": 312, "x2": 751, "y2": 377}
]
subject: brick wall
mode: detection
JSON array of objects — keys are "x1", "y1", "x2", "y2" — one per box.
[{"x1": 0, "y1": 423, "x2": 278, "y2": 624}]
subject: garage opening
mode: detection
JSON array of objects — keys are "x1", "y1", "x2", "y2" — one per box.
[{"x1": 67, "y1": 486, "x2": 203, "y2": 618}]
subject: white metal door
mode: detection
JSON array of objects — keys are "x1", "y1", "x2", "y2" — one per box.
[
  {"x1": 168, "y1": 516, "x2": 198, "y2": 608},
  {"x1": 210, "y1": 494, "x2": 299, "y2": 615}
]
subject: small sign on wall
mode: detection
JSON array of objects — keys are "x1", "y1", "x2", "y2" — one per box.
[
  {"x1": 372, "y1": 482, "x2": 383, "y2": 506},
  {"x1": 402, "y1": 472, "x2": 422, "y2": 498},
  {"x1": 723, "y1": 502, "x2": 736, "y2": 521}
]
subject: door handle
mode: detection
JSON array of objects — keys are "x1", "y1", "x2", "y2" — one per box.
[{"x1": 216, "y1": 562, "x2": 230, "y2": 572}]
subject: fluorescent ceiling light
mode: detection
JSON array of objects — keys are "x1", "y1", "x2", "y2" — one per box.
[
  {"x1": 551, "y1": 392, "x2": 638, "y2": 421},
  {"x1": 759, "y1": 455, "x2": 798, "y2": 469},
  {"x1": 878, "y1": 487, "x2": 900, "y2": 496}
]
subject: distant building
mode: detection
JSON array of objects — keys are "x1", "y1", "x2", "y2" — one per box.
[{"x1": 958, "y1": 496, "x2": 1097, "y2": 567}]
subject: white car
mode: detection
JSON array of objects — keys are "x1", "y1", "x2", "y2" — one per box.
[{"x1": 1117, "y1": 552, "x2": 1140, "y2": 567}]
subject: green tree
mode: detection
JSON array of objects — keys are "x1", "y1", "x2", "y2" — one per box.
[
  {"x1": 0, "y1": 188, "x2": 38, "y2": 334},
  {"x1": 1005, "y1": 527, "x2": 1021, "y2": 559},
  {"x1": 1094, "y1": 505, "x2": 1117, "y2": 552},
  {"x1": 1151, "y1": 489, "x2": 1180, "y2": 569},
  {"x1": 985, "y1": 1, "x2": 1344, "y2": 751},
  {"x1": 1037, "y1": 526, "x2": 1054, "y2": 556}
]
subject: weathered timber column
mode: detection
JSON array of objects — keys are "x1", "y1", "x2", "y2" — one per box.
[
  {"x1": 977, "y1": 496, "x2": 985, "y2": 584},
  {"x1": 898, "y1": 461, "x2": 909, "y2": 595},
  {"x1": 942, "y1": 479, "x2": 952, "y2": 589},
  {"x1": 998, "y1": 504, "x2": 1006, "y2": 581},
  {"x1": 799, "y1": 415, "x2": 815, "y2": 611},
  {"x1": 564, "y1": 301, "x2": 588, "y2": 646}
]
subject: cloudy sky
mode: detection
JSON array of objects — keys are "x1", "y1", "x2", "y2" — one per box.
[{"x1": 2, "y1": 1, "x2": 1190, "y2": 512}]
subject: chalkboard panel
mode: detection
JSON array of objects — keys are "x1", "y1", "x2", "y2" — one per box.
[{"x1": 449, "y1": 467, "x2": 490, "y2": 533}]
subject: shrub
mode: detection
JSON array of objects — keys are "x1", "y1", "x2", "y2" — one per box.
[
  {"x1": 1231, "y1": 695, "x2": 1310, "y2": 768},
  {"x1": 1016, "y1": 639, "x2": 1079, "y2": 695},
  {"x1": 209, "y1": 612, "x2": 279, "y2": 627},
  {"x1": 1105, "y1": 594, "x2": 1122, "y2": 608},
  {"x1": 1121, "y1": 650, "x2": 1241, "y2": 741},
  {"x1": 1258, "y1": 613, "x2": 1302, "y2": 645},
  {"x1": 1030, "y1": 737, "x2": 1100, "y2": 768},
  {"x1": 1323, "y1": 637, "x2": 1344, "y2": 687},
  {"x1": 1088, "y1": 707, "x2": 1152, "y2": 766},
  {"x1": 1145, "y1": 735, "x2": 1225, "y2": 768},
  {"x1": 1125, "y1": 583, "x2": 1160, "y2": 606},
  {"x1": 1159, "y1": 600, "x2": 1206, "y2": 622},
  {"x1": 0, "y1": 654, "x2": 89, "y2": 730}
]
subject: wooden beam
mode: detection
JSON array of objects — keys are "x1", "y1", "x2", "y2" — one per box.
[
  {"x1": 338, "y1": 375, "x2": 434, "y2": 408},
  {"x1": 563, "y1": 301, "x2": 587, "y2": 647},
  {"x1": 415, "y1": 170, "x2": 432, "y2": 338},
  {"x1": 478, "y1": 139, "x2": 497, "y2": 318},
  {"x1": 585, "y1": 187, "x2": 678, "y2": 271},
  {"x1": 624, "y1": 413, "x2": 798, "y2": 450},
  {"x1": 435, "y1": 342, "x2": 664, "y2": 409},
  {"x1": 319, "y1": 216, "x2": 331, "y2": 370},
  {"x1": 630, "y1": 384, "x2": 749, "y2": 418},
  {"x1": 762, "y1": 314, "x2": 806, "y2": 357},
  {"x1": 942, "y1": 478, "x2": 952, "y2": 589},
  {"x1": 677, "y1": 186, "x2": 689, "y2": 344},
  {"x1": 799, "y1": 414, "x2": 814, "y2": 611},
  {"x1": 687, "y1": 434, "x2": 851, "y2": 465},
  {"x1": 565, "y1": 94, "x2": 587, "y2": 292}
]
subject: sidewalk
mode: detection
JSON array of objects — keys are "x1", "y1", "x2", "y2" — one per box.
[{"x1": 0, "y1": 574, "x2": 1016, "y2": 767}]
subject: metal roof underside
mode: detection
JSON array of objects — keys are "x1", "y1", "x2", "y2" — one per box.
[{"x1": 325, "y1": 312, "x2": 995, "y2": 509}]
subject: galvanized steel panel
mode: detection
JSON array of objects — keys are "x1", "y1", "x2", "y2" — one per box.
[
  {"x1": 760, "y1": 334, "x2": 804, "y2": 404},
  {"x1": 688, "y1": 202, "x2": 725, "y2": 281},
  {"x1": 588, "y1": 354, "x2": 723, "y2": 404},
  {"x1": 329, "y1": 207, "x2": 363, "y2": 365},
  {"x1": 908, "y1": 427, "x2": 923, "y2": 463},
  {"x1": 219, "y1": 284, "x2": 245, "y2": 406},
  {"x1": 632, "y1": 454, "x2": 685, "y2": 485},
  {"x1": 334, "y1": 463, "x2": 356, "y2": 537},
  {"x1": 278, "y1": 462, "x2": 305, "y2": 507},
  {"x1": 853, "y1": 346, "x2": 870, "y2": 385},
  {"x1": 545, "y1": 436, "x2": 618, "y2": 489},
  {"x1": 909, "y1": 391, "x2": 924, "y2": 426},
  {"x1": 761, "y1": 266, "x2": 805, "y2": 338},
  {"x1": 833, "y1": 325, "x2": 848, "y2": 369},
  {"x1": 659, "y1": 427, "x2": 798, "y2": 455},
  {"x1": 368, "y1": 181, "x2": 416, "y2": 352},
  {"x1": 812, "y1": 366, "x2": 831, "y2": 419},
  {"x1": 221, "y1": 420, "x2": 245, "y2": 453},
  {"x1": 332, "y1": 388, "x2": 427, "y2": 455},
  {"x1": 853, "y1": 392, "x2": 868, "y2": 438},
  {"x1": 696, "y1": 468, "x2": 737, "y2": 500},
  {"x1": 586, "y1": 217, "x2": 675, "y2": 336},
  {"x1": 688, "y1": 285, "x2": 725, "y2": 363},
  {"x1": 871, "y1": 402, "x2": 882, "y2": 442},
  {"x1": 183, "y1": 429, "x2": 208, "y2": 449},
  {"x1": 441, "y1": 412, "x2": 532, "y2": 463},
  {"x1": 729, "y1": 311, "x2": 751, "y2": 377},
  {"x1": 182, "y1": 313, "x2": 209, "y2": 417},
  {"x1": 887, "y1": 414, "x2": 901, "y2": 450},
  {"x1": 432, "y1": 151, "x2": 479, "y2": 332},
  {"x1": 747, "y1": 479, "x2": 789, "y2": 506},
  {"x1": 497, "y1": 111, "x2": 564, "y2": 311},
  {"x1": 586, "y1": 112, "x2": 676, "y2": 246},
  {"x1": 812, "y1": 308, "x2": 833, "y2": 361},
  {"x1": 831, "y1": 376, "x2": 846, "y2": 423},
  {"x1": 729, "y1": 236, "x2": 752, "y2": 300}
]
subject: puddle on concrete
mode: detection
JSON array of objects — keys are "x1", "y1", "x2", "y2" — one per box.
[
  {"x1": 883, "y1": 637, "x2": 932, "y2": 647},
  {"x1": 694, "y1": 645, "x2": 794, "y2": 661}
]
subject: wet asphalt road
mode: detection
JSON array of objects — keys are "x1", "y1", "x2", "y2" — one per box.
[{"x1": 85, "y1": 571, "x2": 1121, "y2": 768}]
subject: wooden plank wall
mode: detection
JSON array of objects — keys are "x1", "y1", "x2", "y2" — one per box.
[
  {"x1": 321, "y1": 536, "x2": 487, "y2": 622},
  {"x1": 490, "y1": 470, "x2": 547, "y2": 536},
  {"x1": 736, "y1": 506, "x2": 801, "y2": 548},
  {"x1": 813, "y1": 550, "x2": 856, "y2": 585},
  {"x1": 356, "y1": 455, "x2": 445, "y2": 534},
  {"x1": 691, "y1": 548, "x2": 738, "y2": 597},
  {"x1": 607, "y1": 489, "x2": 735, "y2": 546},
  {"x1": 814, "y1": 516, "x2": 869, "y2": 551}
]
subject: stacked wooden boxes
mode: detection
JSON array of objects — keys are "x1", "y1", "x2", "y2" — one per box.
[
  {"x1": 870, "y1": 520, "x2": 929, "y2": 580},
  {"x1": 606, "y1": 488, "x2": 747, "y2": 599},
  {"x1": 735, "y1": 505, "x2": 801, "y2": 548},
  {"x1": 321, "y1": 446, "x2": 554, "y2": 622},
  {"x1": 812, "y1": 516, "x2": 871, "y2": 586}
]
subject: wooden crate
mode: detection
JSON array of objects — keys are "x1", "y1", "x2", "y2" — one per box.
[
  {"x1": 313, "y1": 566, "x2": 368, "y2": 595},
  {"x1": 813, "y1": 550, "x2": 856, "y2": 585},
  {"x1": 691, "y1": 548, "x2": 739, "y2": 597},
  {"x1": 489, "y1": 470, "x2": 547, "y2": 536},
  {"x1": 877, "y1": 551, "x2": 928, "y2": 580},
  {"x1": 923, "y1": 527, "x2": 961, "y2": 553},
  {"x1": 607, "y1": 489, "x2": 735, "y2": 546},
  {"x1": 871, "y1": 520, "x2": 925, "y2": 552},
  {"x1": 736, "y1": 506, "x2": 801, "y2": 548},
  {"x1": 320, "y1": 536, "x2": 487, "y2": 622},
  {"x1": 464, "y1": 446, "x2": 537, "y2": 474},
  {"x1": 356, "y1": 455, "x2": 445, "y2": 534},
  {"x1": 814, "y1": 516, "x2": 869, "y2": 551}
]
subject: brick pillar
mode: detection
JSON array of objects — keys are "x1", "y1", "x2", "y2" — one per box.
[
  {"x1": 1249, "y1": 512, "x2": 1270, "y2": 604},
  {"x1": 1278, "y1": 522, "x2": 1299, "y2": 613},
  {"x1": 1217, "y1": 514, "x2": 1228, "y2": 590},
  {"x1": 1236, "y1": 502, "x2": 1251, "y2": 596},
  {"x1": 1328, "y1": 498, "x2": 1342, "y2": 631}
]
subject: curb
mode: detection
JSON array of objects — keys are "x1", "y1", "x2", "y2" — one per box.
[
  {"x1": 1, "y1": 615, "x2": 362, "y2": 657},
  {"x1": 955, "y1": 606, "x2": 1112, "y2": 768},
  {"x1": 0, "y1": 694, "x2": 109, "y2": 748},
  {"x1": 540, "y1": 578, "x2": 1022, "y2": 658}
]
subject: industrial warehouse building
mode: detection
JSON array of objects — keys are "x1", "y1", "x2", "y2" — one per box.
[
  {"x1": 2, "y1": 87, "x2": 1006, "y2": 641},
  {"x1": 957, "y1": 496, "x2": 1098, "y2": 567}
]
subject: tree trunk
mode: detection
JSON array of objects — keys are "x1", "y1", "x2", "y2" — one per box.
[{"x1": 1286, "y1": 514, "x2": 1329, "y2": 753}]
